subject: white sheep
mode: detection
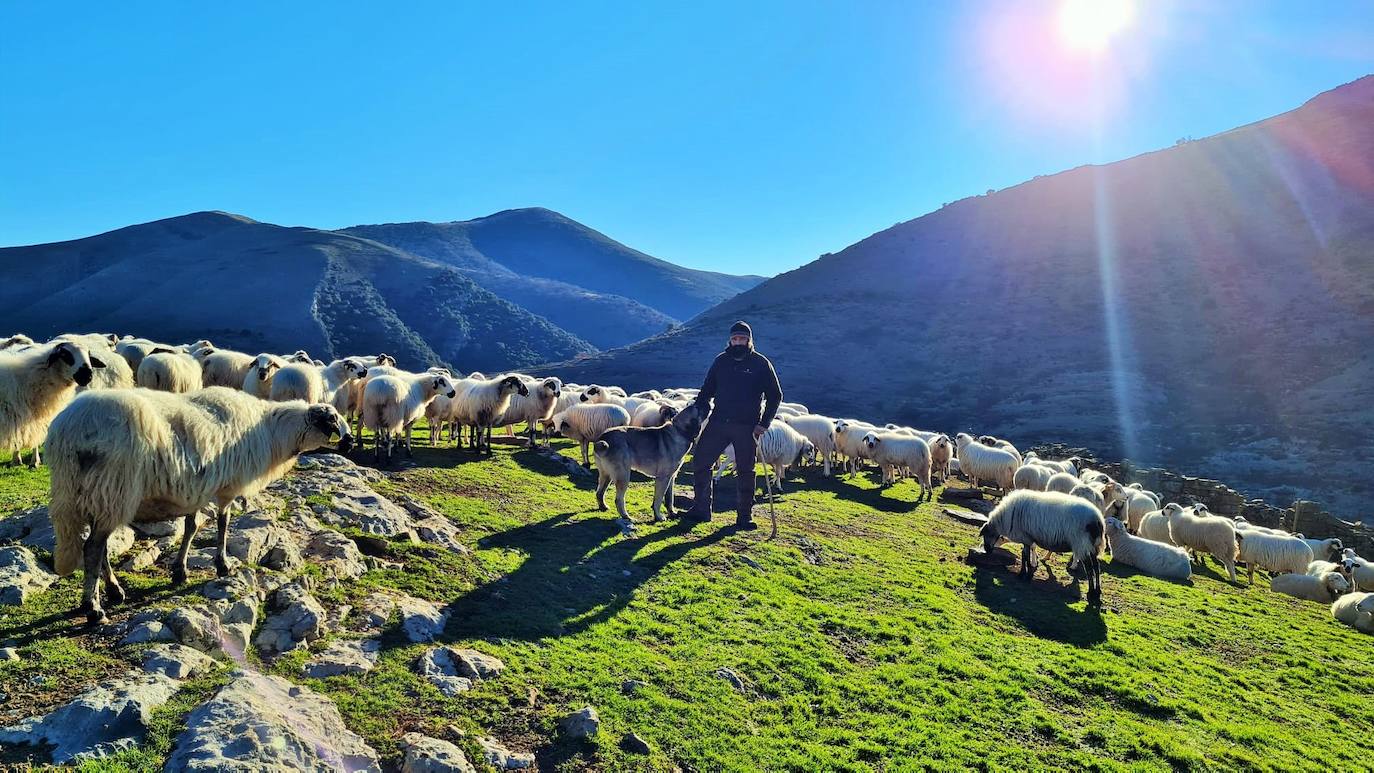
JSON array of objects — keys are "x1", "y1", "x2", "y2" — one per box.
[
  {"x1": 1069, "y1": 482, "x2": 1106, "y2": 514},
  {"x1": 114, "y1": 338, "x2": 166, "y2": 372},
  {"x1": 362, "y1": 370, "x2": 456, "y2": 462},
  {"x1": 631, "y1": 400, "x2": 680, "y2": 428},
  {"x1": 977, "y1": 434, "x2": 1022, "y2": 465},
  {"x1": 1136, "y1": 505, "x2": 1180, "y2": 545},
  {"x1": 927, "y1": 434, "x2": 954, "y2": 483},
  {"x1": 494, "y1": 375, "x2": 563, "y2": 445},
  {"x1": 1101, "y1": 484, "x2": 1158, "y2": 533},
  {"x1": 715, "y1": 421, "x2": 815, "y2": 495},
  {"x1": 779, "y1": 414, "x2": 838, "y2": 476},
  {"x1": 834, "y1": 419, "x2": 879, "y2": 476},
  {"x1": 1, "y1": 334, "x2": 34, "y2": 351},
  {"x1": 1045, "y1": 471, "x2": 1079, "y2": 495},
  {"x1": 1013, "y1": 464, "x2": 1053, "y2": 491},
  {"x1": 1104, "y1": 516, "x2": 1191, "y2": 581},
  {"x1": 136, "y1": 350, "x2": 204, "y2": 393},
  {"x1": 1232, "y1": 518, "x2": 1292, "y2": 537},
  {"x1": 861, "y1": 431, "x2": 932, "y2": 501},
  {"x1": 45, "y1": 386, "x2": 351, "y2": 624},
  {"x1": 1271, "y1": 571, "x2": 1350, "y2": 603},
  {"x1": 1165, "y1": 505, "x2": 1240, "y2": 582},
  {"x1": 1339, "y1": 551, "x2": 1374, "y2": 592},
  {"x1": 320, "y1": 358, "x2": 369, "y2": 424},
  {"x1": 1236, "y1": 531, "x2": 1313, "y2": 585},
  {"x1": 552, "y1": 403, "x2": 631, "y2": 467},
  {"x1": 199, "y1": 348, "x2": 257, "y2": 389},
  {"x1": 578, "y1": 384, "x2": 627, "y2": 406},
  {"x1": 269, "y1": 362, "x2": 325, "y2": 403},
  {"x1": 1299, "y1": 537, "x2": 1344, "y2": 563},
  {"x1": 537, "y1": 385, "x2": 586, "y2": 443},
  {"x1": 954, "y1": 433, "x2": 1018, "y2": 491},
  {"x1": 979, "y1": 490, "x2": 1105, "y2": 605},
  {"x1": 1022, "y1": 452, "x2": 1077, "y2": 477},
  {"x1": 240, "y1": 353, "x2": 287, "y2": 398},
  {"x1": 1331, "y1": 592, "x2": 1374, "y2": 633},
  {"x1": 1, "y1": 342, "x2": 108, "y2": 467},
  {"x1": 451, "y1": 374, "x2": 530, "y2": 454}
]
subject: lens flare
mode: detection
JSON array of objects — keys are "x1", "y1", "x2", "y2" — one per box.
[{"x1": 1059, "y1": 0, "x2": 1134, "y2": 52}]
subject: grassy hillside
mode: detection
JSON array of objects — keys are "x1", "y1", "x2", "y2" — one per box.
[{"x1": 2, "y1": 439, "x2": 1371, "y2": 771}]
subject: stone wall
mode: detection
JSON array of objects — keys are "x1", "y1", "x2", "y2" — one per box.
[{"x1": 1030, "y1": 444, "x2": 1373, "y2": 557}]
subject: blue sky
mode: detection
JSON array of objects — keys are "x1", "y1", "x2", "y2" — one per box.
[{"x1": 2, "y1": 1, "x2": 1372, "y2": 275}]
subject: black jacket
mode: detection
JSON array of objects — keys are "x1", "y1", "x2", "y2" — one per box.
[{"x1": 698, "y1": 348, "x2": 783, "y2": 427}]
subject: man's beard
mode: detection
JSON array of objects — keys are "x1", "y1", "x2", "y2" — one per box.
[{"x1": 727, "y1": 343, "x2": 750, "y2": 360}]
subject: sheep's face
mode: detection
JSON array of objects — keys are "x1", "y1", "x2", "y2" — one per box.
[
  {"x1": 500, "y1": 376, "x2": 528, "y2": 397},
  {"x1": 658, "y1": 404, "x2": 679, "y2": 423},
  {"x1": 1161, "y1": 503, "x2": 1184, "y2": 520},
  {"x1": 433, "y1": 375, "x2": 456, "y2": 399},
  {"x1": 1328, "y1": 574, "x2": 1351, "y2": 594},
  {"x1": 542, "y1": 378, "x2": 561, "y2": 396},
  {"x1": 861, "y1": 432, "x2": 880, "y2": 452},
  {"x1": 800, "y1": 441, "x2": 817, "y2": 466},
  {"x1": 343, "y1": 359, "x2": 368, "y2": 380},
  {"x1": 1104, "y1": 516, "x2": 1126, "y2": 536},
  {"x1": 978, "y1": 521, "x2": 1003, "y2": 553},
  {"x1": 376, "y1": 353, "x2": 397, "y2": 367},
  {"x1": 305, "y1": 405, "x2": 353, "y2": 453},
  {"x1": 288, "y1": 351, "x2": 312, "y2": 364},
  {"x1": 254, "y1": 355, "x2": 281, "y2": 381},
  {"x1": 47, "y1": 342, "x2": 107, "y2": 386},
  {"x1": 834, "y1": 420, "x2": 851, "y2": 436},
  {"x1": 580, "y1": 385, "x2": 602, "y2": 403},
  {"x1": 978, "y1": 435, "x2": 997, "y2": 446},
  {"x1": 954, "y1": 432, "x2": 973, "y2": 448}
]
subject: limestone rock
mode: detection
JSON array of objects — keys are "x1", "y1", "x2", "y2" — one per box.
[
  {"x1": 359, "y1": 592, "x2": 448, "y2": 642},
  {"x1": 400, "y1": 732, "x2": 477, "y2": 773},
  {"x1": 326, "y1": 489, "x2": 417, "y2": 538},
  {"x1": 120, "y1": 620, "x2": 175, "y2": 646},
  {"x1": 142, "y1": 643, "x2": 216, "y2": 680},
  {"x1": 0, "y1": 546, "x2": 57, "y2": 606},
  {"x1": 0, "y1": 508, "x2": 134, "y2": 564},
  {"x1": 0, "y1": 672, "x2": 179, "y2": 764},
  {"x1": 449, "y1": 648, "x2": 505, "y2": 681},
  {"x1": 477, "y1": 737, "x2": 535, "y2": 770},
  {"x1": 559, "y1": 705, "x2": 600, "y2": 740},
  {"x1": 304, "y1": 530, "x2": 369, "y2": 580},
  {"x1": 255, "y1": 582, "x2": 326, "y2": 658},
  {"x1": 416, "y1": 647, "x2": 474, "y2": 698},
  {"x1": 303, "y1": 639, "x2": 380, "y2": 678}
]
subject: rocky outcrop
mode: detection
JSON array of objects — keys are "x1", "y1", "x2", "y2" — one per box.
[
  {"x1": 0, "y1": 546, "x2": 57, "y2": 606},
  {"x1": 0, "y1": 672, "x2": 180, "y2": 764}
]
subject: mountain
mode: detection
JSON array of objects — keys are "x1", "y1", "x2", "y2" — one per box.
[
  {"x1": 342, "y1": 208, "x2": 765, "y2": 347},
  {"x1": 547, "y1": 76, "x2": 1374, "y2": 517},
  {"x1": 0, "y1": 212, "x2": 595, "y2": 372}
]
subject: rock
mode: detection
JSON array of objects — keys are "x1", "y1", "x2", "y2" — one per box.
[
  {"x1": 620, "y1": 731, "x2": 652, "y2": 755},
  {"x1": 0, "y1": 546, "x2": 57, "y2": 606},
  {"x1": 416, "y1": 647, "x2": 474, "y2": 697},
  {"x1": 255, "y1": 583, "x2": 326, "y2": 658},
  {"x1": 559, "y1": 705, "x2": 600, "y2": 740},
  {"x1": 359, "y1": 592, "x2": 448, "y2": 642},
  {"x1": 166, "y1": 606, "x2": 221, "y2": 653},
  {"x1": 130, "y1": 517, "x2": 189, "y2": 539},
  {"x1": 621, "y1": 679, "x2": 648, "y2": 695},
  {"x1": 164, "y1": 670, "x2": 381, "y2": 771},
  {"x1": 412, "y1": 514, "x2": 471, "y2": 555},
  {"x1": 304, "y1": 530, "x2": 368, "y2": 580},
  {"x1": 224, "y1": 512, "x2": 289, "y2": 566},
  {"x1": 201, "y1": 567, "x2": 261, "y2": 601},
  {"x1": 0, "y1": 672, "x2": 179, "y2": 764},
  {"x1": 142, "y1": 643, "x2": 216, "y2": 680},
  {"x1": 119, "y1": 541, "x2": 162, "y2": 572},
  {"x1": 449, "y1": 648, "x2": 505, "y2": 681},
  {"x1": 400, "y1": 732, "x2": 477, "y2": 773},
  {"x1": 0, "y1": 646, "x2": 18, "y2": 661},
  {"x1": 477, "y1": 737, "x2": 535, "y2": 770},
  {"x1": 262, "y1": 537, "x2": 303, "y2": 572},
  {"x1": 326, "y1": 490, "x2": 418, "y2": 538},
  {"x1": 303, "y1": 639, "x2": 380, "y2": 678},
  {"x1": 714, "y1": 667, "x2": 747, "y2": 692},
  {"x1": 0, "y1": 508, "x2": 135, "y2": 564},
  {"x1": 120, "y1": 620, "x2": 175, "y2": 646}
]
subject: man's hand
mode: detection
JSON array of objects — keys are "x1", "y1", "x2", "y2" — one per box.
[{"x1": 753, "y1": 425, "x2": 767, "y2": 440}]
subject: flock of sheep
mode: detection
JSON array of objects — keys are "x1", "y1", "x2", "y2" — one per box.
[{"x1": 1, "y1": 331, "x2": 1372, "y2": 635}]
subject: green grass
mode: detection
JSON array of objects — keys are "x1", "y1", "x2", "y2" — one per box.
[{"x1": 4, "y1": 436, "x2": 1373, "y2": 771}]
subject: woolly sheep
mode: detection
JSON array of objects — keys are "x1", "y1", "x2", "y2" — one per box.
[
  {"x1": 1022, "y1": 452, "x2": 1077, "y2": 478},
  {"x1": 1271, "y1": 571, "x2": 1350, "y2": 603},
  {"x1": 1299, "y1": 537, "x2": 1344, "y2": 563},
  {"x1": 1, "y1": 342, "x2": 108, "y2": 467},
  {"x1": 200, "y1": 348, "x2": 257, "y2": 389},
  {"x1": 1102, "y1": 486, "x2": 1157, "y2": 533},
  {"x1": 715, "y1": 421, "x2": 814, "y2": 495},
  {"x1": 1164, "y1": 505, "x2": 1239, "y2": 582},
  {"x1": 1104, "y1": 516, "x2": 1191, "y2": 581},
  {"x1": 136, "y1": 350, "x2": 204, "y2": 393},
  {"x1": 286, "y1": 350, "x2": 313, "y2": 364},
  {"x1": 1069, "y1": 482, "x2": 1106, "y2": 514},
  {"x1": 1340, "y1": 551, "x2": 1374, "y2": 592},
  {"x1": 954, "y1": 433, "x2": 1018, "y2": 491},
  {"x1": 578, "y1": 384, "x2": 626, "y2": 406},
  {"x1": 834, "y1": 419, "x2": 879, "y2": 475},
  {"x1": 927, "y1": 434, "x2": 954, "y2": 483},
  {"x1": 45, "y1": 386, "x2": 351, "y2": 624},
  {"x1": 1307, "y1": 560, "x2": 1356, "y2": 589},
  {"x1": 780, "y1": 414, "x2": 838, "y2": 477},
  {"x1": 495, "y1": 375, "x2": 562, "y2": 445},
  {"x1": 1331, "y1": 592, "x2": 1374, "y2": 633},
  {"x1": 269, "y1": 362, "x2": 325, "y2": 403},
  {"x1": 452, "y1": 374, "x2": 530, "y2": 454},
  {"x1": 979, "y1": 490, "x2": 1106, "y2": 605},
  {"x1": 537, "y1": 385, "x2": 586, "y2": 443},
  {"x1": 114, "y1": 338, "x2": 166, "y2": 372},
  {"x1": 1013, "y1": 463, "x2": 1053, "y2": 491},
  {"x1": 631, "y1": 400, "x2": 679, "y2": 428},
  {"x1": 1236, "y1": 531, "x2": 1313, "y2": 585},
  {"x1": 861, "y1": 431, "x2": 932, "y2": 501},
  {"x1": 240, "y1": 353, "x2": 286, "y2": 398},
  {"x1": 977, "y1": 435, "x2": 1022, "y2": 464},
  {"x1": 1136, "y1": 505, "x2": 1180, "y2": 545},
  {"x1": 362, "y1": 370, "x2": 456, "y2": 462},
  {"x1": 1, "y1": 334, "x2": 34, "y2": 351},
  {"x1": 321, "y1": 358, "x2": 369, "y2": 423},
  {"x1": 552, "y1": 403, "x2": 631, "y2": 467},
  {"x1": 1232, "y1": 518, "x2": 1291, "y2": 537},
  {"x1": 1045, "y1": 471, "x2": 1079, "y2": 495}
]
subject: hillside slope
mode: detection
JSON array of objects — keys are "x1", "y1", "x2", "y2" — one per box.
[
  {"x1": 343, "y1": 208, "x2": 765, "y2": 345},
  {"x1": 547, "y1": 76, "x2": 1374, "y2": 515},
  {"x1": 0, "y1": 212, "x2": 594, "y2": 372}
]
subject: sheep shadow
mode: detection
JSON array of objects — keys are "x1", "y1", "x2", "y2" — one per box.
[
  {"x1": 441, "y1": 510, "x2": 732, "y2": 642},
  {"x1": 971, "y1": 563, "x2": 1108, "y2": 647}
]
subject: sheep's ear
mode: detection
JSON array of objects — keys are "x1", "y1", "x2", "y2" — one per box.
[
  {"x1": 307, "y1": 406, "x2": 339, "y2": 436},
  {"x1": 90, "y1": 355, "x2": 107, "y2": 369},
  {"x1": 48, "y1": 343, "x2": 75, "y2": 367},
  {"x1": 151, "y1": 347, "x2": 176, "y2": 355}
]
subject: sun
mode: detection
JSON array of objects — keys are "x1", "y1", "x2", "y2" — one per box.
[{"x1": 1058, "y1": 0, "x2": 1134, "y2": 53}]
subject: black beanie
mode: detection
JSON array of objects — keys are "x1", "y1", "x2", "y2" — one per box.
[{"x1": 729, "y1": 320, "x2": 752, "y2": 339}]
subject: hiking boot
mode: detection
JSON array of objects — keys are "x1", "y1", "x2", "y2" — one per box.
[
  {"x1": 683, "y1": 509, "x2": 712, "y2": 523},
  {"x1": 734, "y1": 519, "x2": 759, "y2": 531}
]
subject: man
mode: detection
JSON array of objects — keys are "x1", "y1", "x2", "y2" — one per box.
[{"x1": 683, "y1": 320, "x2": 782, "y2": 530}]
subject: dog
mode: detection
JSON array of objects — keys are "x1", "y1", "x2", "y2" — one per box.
[{"x1": 594, "y1": 400, "x2": 707, "y2": 526}]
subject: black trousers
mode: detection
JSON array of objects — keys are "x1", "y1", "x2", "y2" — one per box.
[{"x1": 691, "y1": 419, "x2": 757, "y2": 522}]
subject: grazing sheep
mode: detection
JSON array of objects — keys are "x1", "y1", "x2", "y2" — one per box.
[
  {"x1": 1331, "y1": 592, "x2": 1374, "y2": 633},
  {"x1": 1, "y1": 342, "x2": 108, "y2": 467},
  {"x1": 780, "y1": 414, "x2": 838, "y2": 476},
  {"x1": 1045, "y1": 471, "x2": 1079, "y2": 495},
  {"x1": 269, "y1": 362, "x2": 325, "y2": 403},
  {"x1": 1136, "y1": 505, "x2": 1180, "y2": 545},
  {"x1": 1104, "y1": 516, "x2": 1191, "y2": 581},
  {"x1": 834, "y1": 419, "x2": 879, "y2": 476},
  {"x1": 1, "y1": 334, "x2": 34, "y2": 351},
  {"x1": 1013, "y1": 463, "x2": 1053, "y2": 491},
  {"x1": 594, "y1": 401, "x2": 707, "y2": 525},
  {"x1": 979, "y1": 490, "x2": 1106, "y2": 605},
  {"x1": 199, "y1": 348, "x2": 257, "y2": 389},
  {"x1": 1236, "y1": 531, "x2": 1314, "y2": 585},
  {"x1": 362, "y1": 371, "x2": 456, "y2": 462},
  {"x1": 452, "y1": 375, "x2": 530, "y2": 454},
  {"x1": 861, "y1": 431, "x2": 932, "y2": 501},
  {"x1": 1299, "y1": 537, "x2": 1344, "y2": 563},
  {"x1": 631, "y1": 400, "x2": 679, "y2": 428},
  {"x1": 495, "y1": 376, "x2": 563, "y2": 445},
  {"x1": 136, "y1": 350, "x2": 204, "y2": 393},
  {"x1": 1164, "y1": 505, "x2": 1240, "y2": 582},
  {"x1": 953, "y1": 433, "x2": 1018, "y2": 491},
  {"x1": 552, "y1": 404, "x2": 632, "y2": 467},
  {"x1": 1271, "y1": 571, "x2": 1350, "y2": 603},
  {"x1": 45, "y1": 387, "x2": 351, "y2": 624}
]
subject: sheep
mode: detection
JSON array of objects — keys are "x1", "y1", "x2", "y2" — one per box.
[
  {"x1": 578, "y1": 384, "x2": 627, "y2": 406},
  {"x1": 1271, "y1": 571, "x2": 1350, "y2": 603},
  {"x1": 631, "y1": 400, "x2": 679, "y2": 428},
  {"x1": 629, "y1": 389, "x2": 661, "y2": 400},
  {"x1": 551, "y1": 403, "x2": 632, "y2": 467},
  {"x1": 1069, "y1": 482, "x2": 1106, "y2": 514},
  {"x1": 1235, "y1": 531, "x2": 1313, "y2": 585},
  {"x1": 1331, "y1": 592, "x2": 1374, "y2": 633},
  {"x1": 240, "y1": 353, "x2": 287, "y2": 398},
  {"x1": 201, "y1": 348, "x2": 257, "y2": 389},
  {"x1": 1103, "y1": 485, "x2": 1158, "y2": 533},
  {"x1": 1045, "y1": 471, "x2": 1079, "y2": 495},
  {"x1": 779, "y1": 414, "x2": 838, "y2": 476},
  {"x1": 115, "y1": 338, "x2": 165, "y2": 372},
  {"x1": 45, "y1": 386, "x2": 351, "y2": 624},
  {"x1": 537, "y1": 384, "x2": 586, "y2": 443},
  {"x1": 1340, "y1": 551, "x2": 1374, "y2": 592},
  {"x1": 269, "y1": 362, "x2": 325, "y2": 403},
  {"x1": 286, "y1": 350, "x2": 313, "y2": 364},
  {"x1": 927, "y1": 434, "x2": 954, "y2": 483},
  {"x1": 1104, "y1": 516, "x2": 1191, "y2": 581},
  {"x1": 1306, "y1": 560, "x2": 1356, "y2": 591},
  {"x1": 451, "y1": 375, "x2": 530, "y2": 454},
  {"x1": 494, "y1": 375, "x2": 563, "y2": 445},
  {"x1": 1022, "y1": 452, "x2": 1077, "y2": 477},
  {"x1": 1125, "y1": 483, "x2": 1162, "y2": 508},
  {"x1": 1232, "y1": 517, "x2": 1292, "y2": 537},
  {"x1": 861, "y1": 431, "x2": 932, "y2": 501},
  {"x1": 834, "y1": 419, "x2": 879, "y2": 475},
  {"x1": 136, "y1": 350, "x2": 204, "y2": 393},
  {"x1": 1164, "y1": 505, "x2": 1240, "y2": 582},
  {"x1": 953, "y1": 433, "x2": 1018, "y2": 491},
  {"x1": 979, "y1": 490, "x2": 1106, "y2": 604},
  {"x1": 319, "y1": 358, "x2": 368, "y2": 423},
  {"x1": 1079, "y1": 469, "x2": 1112, "y2": 485},
  {"x1": 1, "y1": 334, "x2": 34, "y2": 351},
  {"x1": 778, "y1": 401, "x2": 809, "y2": 415},
  {"x1": 362, "y1": 370, "x2": 457, "y2": 463},
  {"x1": 1013, "y1": 464, "x2": 1053, "y2": 491},
  {"x1": 1, "y1": 342, "x2": 108, "y2": 467},
  {"x1": 1136, "y1": 505, "x2": 1180, "y2": 545},
  {"x1": 977, "y1": 435, "x2": 1022, "y2": 464},
  {"x1": 1299, "y1": 537, "x2": 1344, "y2": 563},
  {"x1": 715, "y1": 421, "x2": 815, "y2": 496}
]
